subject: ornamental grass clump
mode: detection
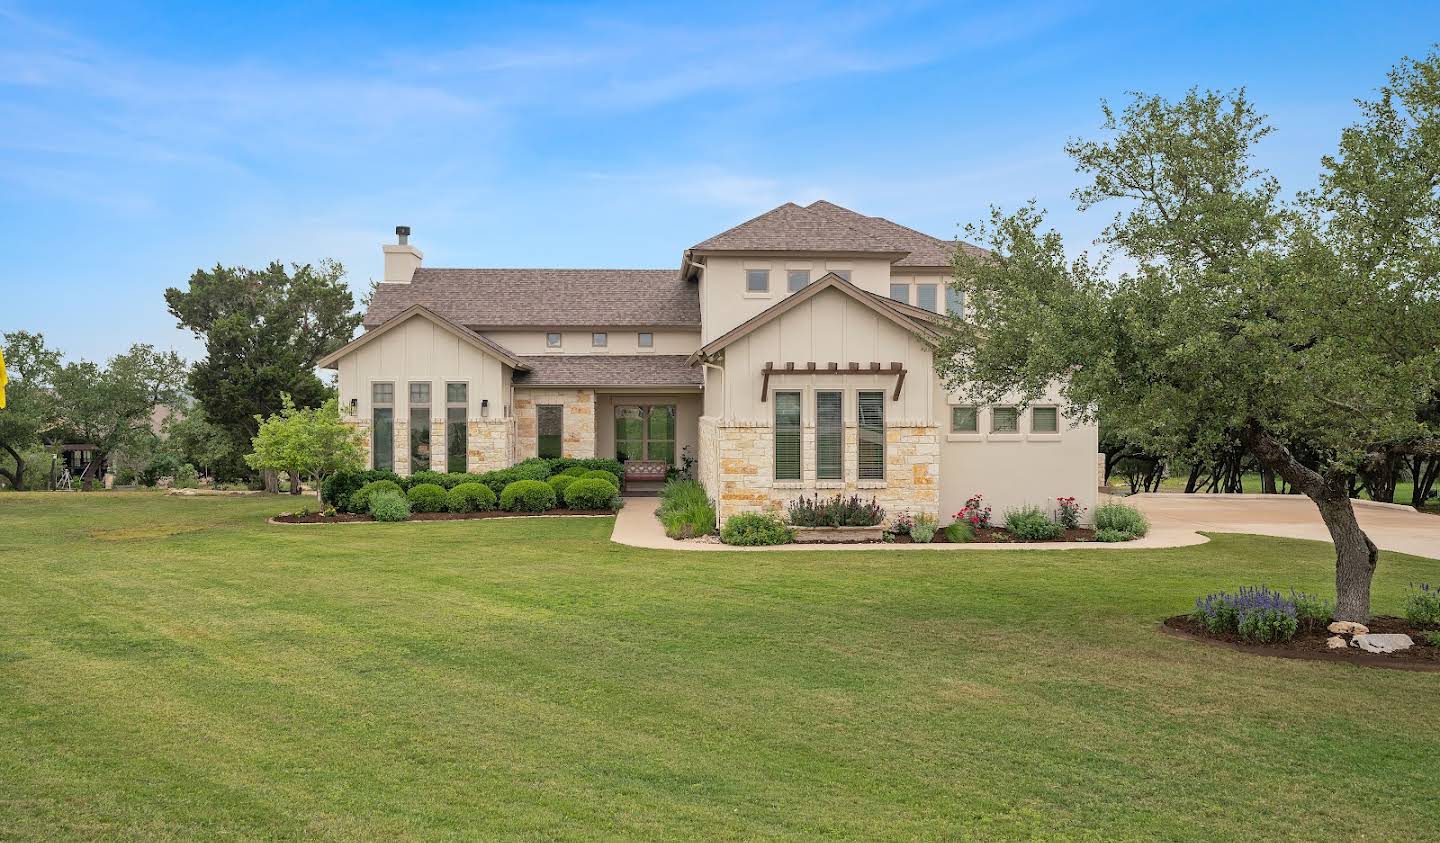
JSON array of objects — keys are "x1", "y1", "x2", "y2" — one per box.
[
  {"x1": 1405, "y1": 583, "x2": 1440, "y2": 628},
  {"x1": 1192, "y1": 586, "x2": 1299, "y2": 643},
  {"x1": 1093, "y1": 502, "x2": 1149, "y2": 537},
  {"x1": 785, "y1": 494, "x2": 885, "y2": 528},
  {"x1": 657, "y1": 480, "x2": 715, "y2": 538}
]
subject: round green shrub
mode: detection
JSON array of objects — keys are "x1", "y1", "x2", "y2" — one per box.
[
  {"x1": 581, "y1": 469, "x2": 620, "y2": 489},
  {"x1": 405, "y1": 483, "x2": 449, "y2": 513},
  {"x1": 351, "y1": 479, "x2": 403, "y2": 514},
  {"x1": 368, "y1": 489, "x2": 411, "y2": 522},
  {"x1": 1093, "y1": 527, "x2": 1137, "y2": 543},
  {"x1": 547, "y1": 474, "x2": 577, "y2": 497},
  {"x1": 1004, "y1": 505, "x2": 1062, "y2": 541},
  {"x1": 562, "y1": 466, "x2": 587, "y2": 477},
  {"x1": 446, "y1": 482, "x2": 497, "y2": 513},
  {"x1": 500, "y1": 479, "x2": 556, "y2": 512},
  {"x1": 403, "y1": 470, "x2": 448, "y2": 491},
  {"x1": 1093, "y1": 502, "x2": 1149, "y2": 536},
  {"x1": 719, "y1": 512, "x2": 793, "y2": 546},
  {"x1": 564, "y1": 477, "x2": 620, "y2": 510}
]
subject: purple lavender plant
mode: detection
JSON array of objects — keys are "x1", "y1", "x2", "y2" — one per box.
[{"x1": 1191, "y1": 585, "x2": 1299, "y2": 642}]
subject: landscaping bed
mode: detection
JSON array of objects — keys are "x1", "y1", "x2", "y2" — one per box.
[
  {"x1": 1162, "y1": 614, "x2": 1440, "y2": 670},
  {"x1": 274, "y1": 508, "x2": 615, "y2": 524},
  {"x1": 893, "y1": 526, "x2": 1097, "y2": 543}
]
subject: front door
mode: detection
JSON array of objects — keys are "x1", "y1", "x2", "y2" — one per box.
[{"x1": 614, "y1": 404, "x2": 676, "y2": 464}]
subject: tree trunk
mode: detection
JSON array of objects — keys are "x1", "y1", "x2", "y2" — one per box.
[
  {"x1": 1184, "y1": 463, "x2": 1203, "y2": 494},
  {"x1": 1242, "y1": 423, "x2": 1378, "y2": 622},
  {"x1": 1411, "y1": 455, "x2": 1439, "y2": 510},
  {"x1": 262, "y1": 469, "x2": 279, "y2": 494},
  {"x1": 0, "y1": 442, "x2": 23, "y2": 490},
  {"x1": 288, "y1": 470, "x2": 304, "y2": 495},
  {"x1": 1259, "y1": 465, "x2": 1277, "y2": 494}
]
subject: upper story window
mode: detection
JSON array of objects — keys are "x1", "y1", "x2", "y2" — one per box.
[
  {"x1": 787, "y1": 270, "x2": 809, "y2": 293},
  {"x1": 916, "y1": 284, "x2": 938, "y2": 312},
  {"x1": 992, "y1": 406, "x2": 1019, "y2": 433},
  {"x1": 372, "y1": 383, "x2": 395, "y2": 405},
  {"x1": 745, "y1": 269, "x2": 770, "y2": 293},
  {"x1": 638, "y1": 332, "x2": 653, "y2": 348},
  {"x1": 592, "y1": 332, "x2": 608, "y2": 348},
  {"x1": 1032, "y1": 406, "x2": 1059, "y2": 433},
  {"x1": 546, "y1": 332, "x2": 562, "y2": 348},
  {"x1": 832, "y1": 269, "x2": 852, "y2": 282},
  {"x1": 409, "y1": 382, "x2": 430, "y2": 405},
  {"x1": 945, "y1": 286, "x2": 964, "y2": 317},
  {"x1": 889, "y1": 283, "x2": 910, "y2": 304}
]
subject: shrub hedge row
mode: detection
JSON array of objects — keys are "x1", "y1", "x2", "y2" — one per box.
[{"x1": 323, "y1": 457, "x2": 624, "y2": 513}]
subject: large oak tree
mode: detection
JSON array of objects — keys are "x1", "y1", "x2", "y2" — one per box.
[{"x1": 937, "y1": 55, "x2": 1440, "y2": 622}]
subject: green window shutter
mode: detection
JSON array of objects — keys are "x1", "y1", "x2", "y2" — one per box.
[
  {"x1": 816, "y1": 391, "x2": 843, "y2": 480},
  {"x1": 857, "y1": 391, "x2": 885, "y2": 480},
  {"x1": 774, "y1": 391, "x2": 801, "y2": 481}
]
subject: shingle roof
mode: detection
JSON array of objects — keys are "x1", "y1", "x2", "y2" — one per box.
[
  {"x1": 690, "y1": 200, "x2": 985, "y2": 267},
  {"x1": 512, "y1": 354, "x2": 701, "y2": 387},
  {"x1": 364, "y1": 268, "x2": 699, "y2": 329}
]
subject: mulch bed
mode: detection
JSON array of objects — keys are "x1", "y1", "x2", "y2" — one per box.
[
  {"x1": 272, "y1": 509, "x2": 615, "y2": 524},
  {"x1": 892, "y1": 526, "x2": 1097, "y2": 543},
  {"x1": 1162, "y1": 614, "x2": 1440, "y2": 671}
]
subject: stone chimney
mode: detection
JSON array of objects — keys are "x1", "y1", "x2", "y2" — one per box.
[{"x1": 383, "y1": 225, "x2": 423, "y2": 283}]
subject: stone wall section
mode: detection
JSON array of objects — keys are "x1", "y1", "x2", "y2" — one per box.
[
  {"x1": 467, "y1": 419, "x2": 514, "y2": 473},
  {"x1": 513, "y1": 389, "x2": 597, "y2": 460}
]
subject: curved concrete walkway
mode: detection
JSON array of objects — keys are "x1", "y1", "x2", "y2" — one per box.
[{"x1": 612, "y1": 493, "x2": 1440, "y2": 557}]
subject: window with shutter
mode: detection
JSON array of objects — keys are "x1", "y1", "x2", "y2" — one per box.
[
  {"x1": 773, "y1": 391, "x2": 801, "y2": 480},
  {"x1": 1032, "y1": 406, "x2": 1058, "y2": 433},
  {"x1": 815, "y1": 391, "x2": 843, "y2": 480},
  {"x1": 857, "y1": 391, "x2": 885, "y2": 480}
]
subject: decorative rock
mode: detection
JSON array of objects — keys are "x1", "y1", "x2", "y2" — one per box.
[
  {"x1": 1326, "y1": 635, "x2": 1348, "y2": 650},
  {"x1": 1327, "y1": 621, "x2": 1369, "y2": 635},
  {"x1": 1351, "y1": 633, "x2": 1414, "y2": 654}
]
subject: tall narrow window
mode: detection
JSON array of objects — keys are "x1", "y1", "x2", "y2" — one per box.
[
  {"x1": 889, "y1": 283, "x2": 910, "y2": 304},
  {"x1": 787, "y1": 270, "x2": 810, "y2": 292},
  {"x1": 945, "y1": 286, "x2": 965, "y2": 316},
  {"x1": 537, "y1": 404, "x2": 563, "y2": 459},
  {"x1": 815, "y1": 391, "x2": 843, "y2": 480},
  {"x1": 857, "y1": 391, "x2": 885, "y2": 480},
  {"x1": 746, "y1": 269, "x2": 770, "y2": 292},
  {"x1": 916, "y1": 284, "x2": 938, "y2": 312},
  {"x1": 446, "y1": 382, "x2": 467, "y2": 472},
  {"x1": 410, "y1": 382, "x2": 431, "y2": 470},
  {"x1": 372, "y1": 383, "x2": 394, "y2": 471},
  {"x1": 773, "y1": 391, "x2": 801, "y2": 481},
  {"x1": 1032, "y1": 406, "x2": 1059, "y2": 433}
]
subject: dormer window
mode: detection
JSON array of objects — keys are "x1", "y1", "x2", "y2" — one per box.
[
  {"x1": 787, "y1": 270, "x2": 809, "y2": 292},
  {"x1": 638, "y1": 332, "x2": 653, "y2": 348},
  {"x1": 745, "y1": 269, "x2": 770, "y2": 293},
  {"x1": 889, "y1": 283, "x2": 910, "y2": 304},
  {"x1": 916, "y1": 284, "x2": 938, "y2": 312},
  {"x1": 592, "y1": 332, "x2": 608, "y2": 348},
  {"x1": 546, "y1": 332, "x2": 562, "y2": 348}
]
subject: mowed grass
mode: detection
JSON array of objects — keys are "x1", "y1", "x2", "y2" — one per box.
[{"x1": 1, "y1": 493, "x2": 1438, "y2": 841}]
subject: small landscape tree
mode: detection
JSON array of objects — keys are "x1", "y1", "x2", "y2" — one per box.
[{"x1": 245, "y1": 396, "x2": 364, "y2": 496}]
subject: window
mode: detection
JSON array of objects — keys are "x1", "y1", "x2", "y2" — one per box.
[
  {"x1": 945, "y1": 286, "x2": 964, "y2": 316},
  {"x1": 991, "y1": 406, "x2": 1019, "y2": 433},
  {"x1": 1032, "y1": 406, "x2": 1059, "y2": 433},
  {"x1": 546, "y1": 332, "x2": 562, "y2": 348},
  {"x1": 637, "y1": 332, "x2": 653, "y2": 348},
  {"x1": 889, "y1": 283, "x2": 910, "y2": 304},
  {"x1": 372, "y1": 382, "x2": 394, "y2": 471},
  {"x1": 592, "y1": 332, "x2": 607, "y2": 348},
  {"x1": 615, "y1": 405, "x2": 677, "y2": 464},
  {"x1": 857, "y1": 391, "x2": 885, "y2": 480},
  {"x1": 537, "y1": 405, "x2": 563, "y2": 459},
  {"x1": 410, "y1": 381, "x2": 431, "y2": 470},
  {"x1": 916, "y1": 284, "x2": 938, "y2": 312},
  {"x1": 446, "y1": 382, "x2": 467, "y2": 473},
  {"x1": 950, "y1": 406, "x2": 978, "y2": 433},
  {"x1": 773, "y1": 391, "x2": 801, "y2": 480},
  {"x1": 787, "y1": 270, "x2": 810, "y2": 292},
  {"x1": 816, "y1": 391, "x2": 843, "y2": 480},
  {"x1": 832, "y1": 269, "x2": 852, "y2": 282},
  {"x1": 746, "y1": 269, "x2": 770, "y2": 292}
]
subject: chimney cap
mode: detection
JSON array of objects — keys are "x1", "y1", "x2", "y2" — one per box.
[{"x1": 395, "y1": 225, "x2": 411, "y2": 236}]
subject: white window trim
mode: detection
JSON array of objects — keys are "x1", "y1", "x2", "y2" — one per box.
[
  {"x1": 545, "y1": 332, "x2": 563, "y2": 352},
  {"x1": 889, "y1": 283, "x2": 910, "y2": 304},
  {"x1": 591, "y1": 332, "x2": 608, "y2": 350},
  {"x1": 946, "y1": 404, "x2": 982, "y2": 442},
  {"x1": 786, "y1": 269, "x2": 810, "y2": 294},
  {"x1": 636, "y1": 332, "x2": 654, "y2": 353},
  {"x1": 1028, "y1": 405, "x2": 1063, "y2": 441},
  {"x1": 744, "y1": 268, "x2": 772, "y2": 298},
  {"x1": 988, "y1": 405, "x2": 1022, "y2": 441}
]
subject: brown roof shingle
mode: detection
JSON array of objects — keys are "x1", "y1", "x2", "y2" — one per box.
[
  {"x1": 365, "y1": 268, "x2": 699, "y2": 329},
  {"x1": 512, "y1": 355, "x2": 701, "y2": 387}
]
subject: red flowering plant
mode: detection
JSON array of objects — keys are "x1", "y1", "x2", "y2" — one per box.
[
  {"x1": 956, "y1": 494, "x2": 992, "y2": 529},
  {"x1": 1055, "y1": 496, "x2": 1084, "y2": 530}
]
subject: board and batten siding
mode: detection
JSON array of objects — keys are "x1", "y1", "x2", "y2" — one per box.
[{"x1": 337, "y1": 316, "x2": 510, "y2": 421}]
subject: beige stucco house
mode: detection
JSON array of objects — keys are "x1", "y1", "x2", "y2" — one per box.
[{"x1": 320, "y1": 201, "x2": 1099, "y2": 525}]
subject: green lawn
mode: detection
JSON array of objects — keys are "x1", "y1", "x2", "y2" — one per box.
[{"x1": 2, "y1": 492, "x2": 1439, "y2": 841}]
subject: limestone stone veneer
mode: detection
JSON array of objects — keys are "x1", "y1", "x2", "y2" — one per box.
[{"x1": 514, "y1": 389, "x2": 597, "y2": 460}]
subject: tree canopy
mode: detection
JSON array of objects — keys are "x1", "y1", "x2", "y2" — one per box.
[
  {"x1": 245, "y1": 396, "x2": 365, "y2": 495},
  {"x1": 165, "y1": 259, "x2": 362, "y2": 479},
  {"x1": 0, "y1": 332, "x2": 62, "y2": 489},
  {"x1": 937, "y1": 54, "x2": 1440, "y2": 621}
]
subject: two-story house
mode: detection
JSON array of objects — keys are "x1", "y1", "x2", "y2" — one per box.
[{"x1": 320, "y1": 201, "x2": 1099, "y2": 525}]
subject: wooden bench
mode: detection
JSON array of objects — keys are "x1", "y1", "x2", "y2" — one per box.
[{"x1": 623, "y1": 460, "x2": 669, "y2": 486}]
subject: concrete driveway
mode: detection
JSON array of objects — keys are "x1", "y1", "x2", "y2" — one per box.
[{"x1": 1127, "y1": 493, "x2": 1440, "y2": 560}]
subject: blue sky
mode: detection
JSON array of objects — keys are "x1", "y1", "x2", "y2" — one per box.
[{"x1": 3, "y1": 1, "x2": 1438, "y2": 364}]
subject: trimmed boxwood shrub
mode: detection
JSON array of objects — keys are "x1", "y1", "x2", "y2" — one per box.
[
  {"x1": 406, "y1": 483, "x2": 449, "y2": 513},
  {"x1": 402, "y1": 470, "x2": 449, "y2": 491},
  {"x1": 369, "y1": 489, "x2": 411, "y2": 522},
  {"x1": 547, "y1": 474, "x2": 577, "y2": 497},
  {"x1": 500, "y1": 479, "x2": 556, "y2": 512},
  {"x1": 546, "y1": 457, "x2": 623, "y2": 478},
  {"x1": 580, "y1": 469, "x2": 621, "y2": 490},
  {"x1": 564, "y1": 478, "x2": 620, "y2": 510},
  {"x1": 446, "y1": 482, "x2": 496, "y2": 512},
  {"x1": 1093, "y1": 502, "x2": 1149, "y2": 536},
  {"x1": 323, "y1": 469, "x2": 402, "y2": 512},
  {"x1": 719, "y1": 512, "x2": 793, "y2": 546},
  {"x1": 351, "y1": 479, "x2": 403, "y2": 514},
  {"x1": 561, "y1": 466, "x2": 587, "y2": 477}
]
